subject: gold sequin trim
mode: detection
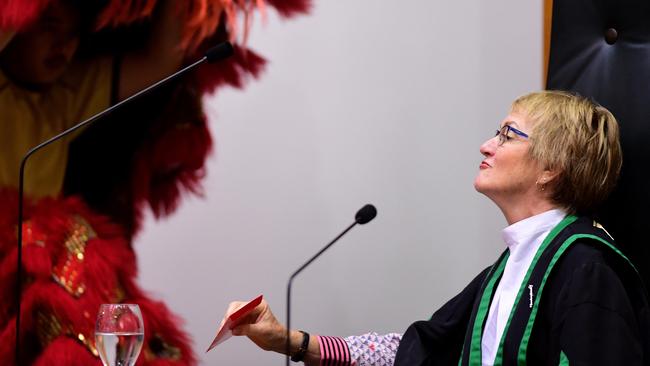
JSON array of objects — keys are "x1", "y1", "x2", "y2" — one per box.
[
  {"x1": 52, "y1": 216, "x2": 96, "y2": 297},
  {"x1": 36, "y1": 311, "x2": 98, "y2": 357}
]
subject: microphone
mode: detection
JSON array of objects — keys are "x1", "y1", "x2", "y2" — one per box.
[
  {"x1": 205, "y1": 42, "x2": 234, "y2": 63},
  {"x1": 14, "y1": 42, "x2": 234, "y2": 364},
  {"x1": 285, "y1": 204, "x2": 377, "y2": 365},
  {"x1": 355, "y1": 204, "x2": 377, "y2": 224}
]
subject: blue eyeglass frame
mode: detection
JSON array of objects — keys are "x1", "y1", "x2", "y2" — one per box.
[{"x1": 494, "y1": 125, "x2": 529, "y2": 145}]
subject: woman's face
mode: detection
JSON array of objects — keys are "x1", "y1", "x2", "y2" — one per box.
[
  {"x1": 474, "y1": 110, "x2": 545, "y2": 205},
  {"x1": 0, "y1": 0, "x2": 81, "y2": 87}
]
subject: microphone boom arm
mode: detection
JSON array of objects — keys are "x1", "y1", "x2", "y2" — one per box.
[{"x1": 285, "y1": 221, "x2": 357, "y2": 366}]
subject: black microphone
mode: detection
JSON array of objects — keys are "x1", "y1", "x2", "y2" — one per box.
[
  {"x1": 285, "y1": 204, "x2": 377, "y2": 365},
  {"x1": 205, "y1": 42, "x2": 234, "y2": 63},
  {"x1": 14, "y1": 42, "x2": 234, "y2": 364},
  {"x1": 355, "y1": 204, "x2": 377, "y2": 224}
]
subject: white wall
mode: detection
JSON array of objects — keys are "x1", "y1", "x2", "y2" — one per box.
[{"x1": 135, "y1": 1, "x2": 542, "y2": 364}]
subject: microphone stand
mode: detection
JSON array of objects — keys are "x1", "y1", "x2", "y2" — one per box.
[
  {"x1": 286, "y1": 222, "x2": 358, "y2": 366},
  {"x1": 284, "y1": 204, "x2": 375, "y2": 366},
  {"x1": 14, "y1": 43, "x2": 233, "y2": 364}
]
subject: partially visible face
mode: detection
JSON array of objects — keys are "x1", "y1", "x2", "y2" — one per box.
[
  {"x1": 0, "y1": 0, "x2": 81, "y2": 87},
  {"x1": 473, "y1": 110, "x2": 545, "y2": 204}
]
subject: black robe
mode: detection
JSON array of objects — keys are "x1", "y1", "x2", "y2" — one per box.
[{"x1": 394, "y1": 216, "x2": 650, "y2": 365}]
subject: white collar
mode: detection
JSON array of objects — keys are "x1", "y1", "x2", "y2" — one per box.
[{"x1": 501, "y1": 208, "x2": 566, "y2": 260}]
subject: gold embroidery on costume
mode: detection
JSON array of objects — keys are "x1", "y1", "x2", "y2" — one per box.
[
  {"x1": 36, "y1": 311, "x2": 99, "y2": 356},
  {"x1": 36, "y1": 312, "x2": 63, "y2": 347},
  {"x1": 52, "y1": 216, "x2": 96, "y2": 297},
  {"x1": 76, "y1": 331, "x2": 99, "y2": 356}
]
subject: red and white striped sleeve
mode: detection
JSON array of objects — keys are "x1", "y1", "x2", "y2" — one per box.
[
  {"x1": 317, "y1": 332, "x2": 402, "y2": 366},
  {"x1": 318, "y1": 335, "x2": 351, "y2": 365}
]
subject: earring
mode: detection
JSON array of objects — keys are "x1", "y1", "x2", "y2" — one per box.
[{"x1": 536, "y1": 179, "x2": 546, "y2": 191}]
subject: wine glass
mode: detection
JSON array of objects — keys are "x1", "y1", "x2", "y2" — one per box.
[{"x1": 95, "y1": 304, "x2": 145, "y2": 366}]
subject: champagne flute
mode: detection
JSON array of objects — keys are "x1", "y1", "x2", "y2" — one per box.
[{"x1": 95, "y1": 304, "x2": 145, "y2": 366}]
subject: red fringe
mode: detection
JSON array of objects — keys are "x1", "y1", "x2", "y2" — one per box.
[
  {"x1": 178, "y1": 1, "x2": 224, "y2": 52},
  {"x1": 131, "y1": 115, "x2": 213, "y2": 220},
  {"x1": 0, "y1": 190, "x2": 197, "y2": 365},
  {"x1": 193, "y1": 45, "x2": 267, "y2": 94},
  {"x1": 95, "y1": 1, "x2": 224, "y2": 52},
  {"x1": 3, "y1": 0, "x2": 311, "y2": 51},
  {"x1": 95, "y1": 0, "x2": 158, "y2": 29},
  {"x1": 125, "y1": 45, "x2": 266, "y2": 226},
  {"x1": 266, "y1": 0, "x2": 311, "y2": 17}
]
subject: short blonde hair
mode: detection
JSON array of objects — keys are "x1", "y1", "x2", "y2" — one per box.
[{"x1": 512, "y1": 90, "x2": 622, "y2": 214}]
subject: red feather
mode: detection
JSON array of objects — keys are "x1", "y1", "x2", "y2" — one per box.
[
  {"x1": 266, "y1": 0, "x2": 312, "y2": 17},
  {"x1": 0, "y1": 190, "x2": 197, "y2": 364},
  {"x1": 194, "y1": 46, "x2": 267, "y2": 94}
]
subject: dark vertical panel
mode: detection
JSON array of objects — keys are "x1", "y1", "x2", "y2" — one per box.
[{"x1": 546, "y1": 0, "x2": 650, "y2": 287}]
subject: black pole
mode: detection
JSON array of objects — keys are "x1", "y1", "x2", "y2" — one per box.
[{"x1": 285, "y1": 221, "x2": 357, "y2": 366}]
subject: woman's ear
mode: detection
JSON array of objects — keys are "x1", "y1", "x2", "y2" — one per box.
[{"x1": 538, "y1": 168, "x2": 560, "y2": 186}]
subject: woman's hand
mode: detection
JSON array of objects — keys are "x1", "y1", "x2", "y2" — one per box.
[
  {"x1": 222, "y1": 299, "x2": 322, "y2": 364},
  {"x1": 223, "y1": 299, "x2": 288, "y2": 353}
]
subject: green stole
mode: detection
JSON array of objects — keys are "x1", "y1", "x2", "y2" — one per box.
[{"x1": 457, "y1": 215, "x2": 638, "y2": 366}]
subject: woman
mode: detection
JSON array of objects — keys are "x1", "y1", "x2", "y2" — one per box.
[{"x1": 222, "y1": 91, "x2": 650, "y2": 365}]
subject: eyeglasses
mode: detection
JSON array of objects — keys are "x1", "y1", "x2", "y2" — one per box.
[{"x1": 494, "y1": 125, "x2": 529, "y2": 146}]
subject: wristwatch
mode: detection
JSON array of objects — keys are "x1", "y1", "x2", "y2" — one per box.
[{"x1": 290, "y1": 330, "x2": 310, "y2": 362}]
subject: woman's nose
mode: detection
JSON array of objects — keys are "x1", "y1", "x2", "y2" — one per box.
[{"x1": 480, "y1": 136, "x2": 497, "y2": 157}]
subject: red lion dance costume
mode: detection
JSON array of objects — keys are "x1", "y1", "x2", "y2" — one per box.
[{"x1": 0, "y1": 0, "x2": 309, "y2": 364}]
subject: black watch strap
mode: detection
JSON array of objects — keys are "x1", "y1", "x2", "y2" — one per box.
[{"x1": 290, "y1": 331, "x2": 310, "y2": 362}]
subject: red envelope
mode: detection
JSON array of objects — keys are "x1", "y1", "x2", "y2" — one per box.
[{"x1": 206, "y1": 294, "x2": 263, "y2": 352}]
